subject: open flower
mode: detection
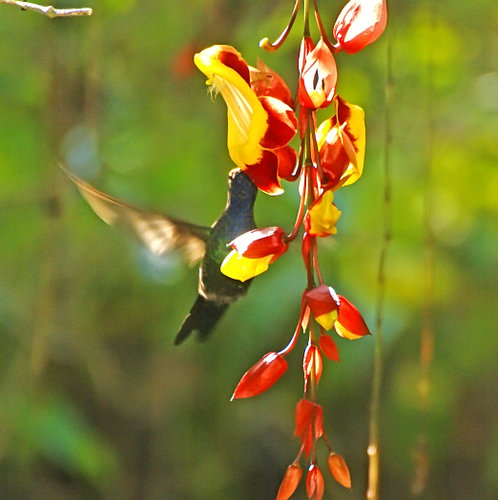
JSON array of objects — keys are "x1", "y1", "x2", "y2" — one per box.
[
  {"x1": 220, "y1": 226, "x2": 288, "y2": 282},
  {"x1": 298, "y1": 37, "x2": 337, "y2": 110},
  {"x1": 333, "y1": 0, "x2": 388, "y2": 54},
  {"x1": 304, "y1": 189, "x2": 342, "y2": 237},
  {"x1": 195, "y1": 45, "x2": 297, "y2": 194},
  {"x1": 305, "y1": 285, "x2": 370, "y2": 339},
  {"x1": 315, "y1": 95, "x2": 366, "y2": 189}
]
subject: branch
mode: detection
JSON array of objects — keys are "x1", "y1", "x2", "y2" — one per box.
[{"x1": 0, "y1": 0, "x2": 92, "y2": 18}]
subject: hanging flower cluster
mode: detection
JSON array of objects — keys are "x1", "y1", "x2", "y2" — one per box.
[{"x1": 195, "y1": 0, "x2": 386, "y2": 498}]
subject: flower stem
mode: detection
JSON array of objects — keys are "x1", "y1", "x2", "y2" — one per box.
[
  {"x1": 367, "y1": 10, "x2": 394, "y2": 500},
  {"x1": 259, "y1": 0, "x2": 301, "y2": 52}
]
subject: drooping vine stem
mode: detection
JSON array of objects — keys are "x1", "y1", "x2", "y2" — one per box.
[
  {"x1": 412, "y1": 0, "x2": 436, "y2": 494},
  {"x1": 367, "y1": 7, "x2": 394, "y2": 500}
]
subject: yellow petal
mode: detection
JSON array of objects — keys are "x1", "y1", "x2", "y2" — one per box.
[
  {"x1": 338, "y1": 99, "x2": 365, "y2": 187},
  {"x1": 308, "y1": 190, "x2": 342, "y2": 236},
  {"x1": 315, "y1": 310, "x2": 339, "y2": 331},
  {"x1": 194, "y1": 46, "x2": 268, "y2": 168},
  {"x1": 220, "y1": 250, "x2": 274, "y2": 282},
  {"x1": 334, "y1": 321, "x2": 364, "y2": 340}
]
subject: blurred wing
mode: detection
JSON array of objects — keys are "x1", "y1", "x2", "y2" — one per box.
[{"x1": 65, "y1": 170, "x2": 209, "y2": 265}]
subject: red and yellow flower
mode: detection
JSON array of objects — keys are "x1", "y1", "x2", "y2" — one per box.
[
  {"x1": 220, "y1": 226, "x2": 288, "y2": 282},
  {"x1": 304, "y1": 189, "x2": 342, "y2": 237},
  {"x1": 194, "y1": 45, "x2": 297, "y2": 195},
  {"x1": 315, "y1": 95, "x2": 366, "y2": 190},
  {"x1": 305, "y1": 285, "x2": 370, "y2": 339}
]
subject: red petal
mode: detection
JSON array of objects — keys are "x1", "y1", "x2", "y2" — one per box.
[
  {"x1": 318, "y1": 334, "x2": 340, "y2": 361},
  {"x1": 259, "y1": 96, "x2": 297, "y2": 150},
  {"x1": 314, "y1": 404, "x2": 324, "y2": 440},
  {"x1": 231, "y1": 352, "x2": 287, "y2": 399},
  {"x1": 276, "y1": 463, "x2": 302, "y2": 500},
  {"x1": 218, "y1": 46, "x2": 251, "y2": 84},
  {"x1": 229, "y1": 226, "x2": 287, "y2": 259},
  {"x1": 244, "y1": 149, "x2": 283, "y2": 195},
  {"x1": 275, "y1": 145, "x2": 297, "y2": 181},
  {"x1": 337, "y1": 295, "x2": 370, "y2": 337},
  {"x1": 301, "y1": 232, "x2": 312, "y2": 266},
  {"x1": 319, "y1": 127, "x2": 350, "y2": 188},
  {"x1": 298, "y1": 36, "x2": 314, "y2": 73},
  {"x1": 294, "y1": 398, "x2": 315, "y2": 438},
  {"x1": 305, "y1": 285, "x2": 339, "y2": 317},
  {"x1": 306, "y1": 464, "x2": 325, "y2": 500}
]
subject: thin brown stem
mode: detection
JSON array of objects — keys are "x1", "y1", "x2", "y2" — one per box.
[
  {"x1": 259, "y1": 0, "x2": 301, "y2": 52},
  {"x1": 311, "y1": 0, "x2": 339, "y2": 54},
  {"x1": 278, "y1": 297, "x2": 307, "y2": 357},
  {"x1": 367, "y1": 8, "x2": 394, "y2": 500},
  {"x1": 0, "y1": 0, "x2": 92, "y2": 18},
  {"x1": 285, "y1": 169, "x2": 308, "y2": 242}
]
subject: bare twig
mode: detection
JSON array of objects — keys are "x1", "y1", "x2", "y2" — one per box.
[{"x1": 0, "y1": 0, "x2": 92, "y2": 18}]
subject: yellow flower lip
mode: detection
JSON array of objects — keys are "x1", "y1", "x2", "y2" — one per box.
[
  {"x1": 220, "y1": 251, "x2": 274, "y2": 282},
  {"x1": 307, "y1": 190, "x2": 342, "y2": 237},
  {"x1": 194, "y1": 45, "x2": 268, "y2": 169}
]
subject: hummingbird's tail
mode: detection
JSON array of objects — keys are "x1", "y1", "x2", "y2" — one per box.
[{"x1": 174, "y1": 295, "x2": 229, "y2": 345}]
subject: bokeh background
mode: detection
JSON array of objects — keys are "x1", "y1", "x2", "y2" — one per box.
[{"x1": 0, "y1": 1, "x2": 496, "y2": 498}]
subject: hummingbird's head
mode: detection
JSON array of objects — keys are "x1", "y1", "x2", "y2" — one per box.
[{"x1": 227, "y1": 168, "x2": 258, "y2": 206}]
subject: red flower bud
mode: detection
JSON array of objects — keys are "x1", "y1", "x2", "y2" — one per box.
[
  {"x1": 276, "y1": 463, "x2": 302, "y2": 500},
  {"x1": 333, "y1": 0, "x2": 387, "y2": 54},
  {"x1": 298, "y1": 38, "x2": 337, "y2": 110},
  {"x1": 303, "y1": 344, "x2": 323, "y2": 391},
  {"x1": 231, "y1": 352, "x2": 287, "y2": 400},
  {"x1": 306, "y1": 464, "x2": 325, "y2": 500},
  {"x1": 327, "y1": 452, "x2": 352, "y2": 489}
]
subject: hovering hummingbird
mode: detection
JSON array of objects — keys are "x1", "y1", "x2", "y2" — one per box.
[{"x1": 65, "y1": 168, "x2": 258, "y2": 344}]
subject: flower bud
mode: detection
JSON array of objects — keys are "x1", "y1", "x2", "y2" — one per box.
[
  {"x1": 333, "y1": 0, "x2": 387, "y2": 54},
  {"x1": 231, "y1": 352, "x2": 287, "y2": 399},
  {"x1": 327, "y1": 452, "x2": 352, "y2": 489},
  {"x1": 306, "y1": 464, "x2": 325, "y2": 500},
  {"x1": 276, "y1": 463, "x2": 302, "y2": 500}
]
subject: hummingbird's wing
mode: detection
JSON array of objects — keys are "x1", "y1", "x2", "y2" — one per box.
[{"x1": 65, "y1": 170, "x2": 210, "y2": 265}]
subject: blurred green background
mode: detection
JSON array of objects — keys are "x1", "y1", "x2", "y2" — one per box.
[{"x1": 0, "y1": 1, "x2": 496, "y2": 498}]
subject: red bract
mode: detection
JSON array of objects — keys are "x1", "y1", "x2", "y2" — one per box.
[
  {"x1": 276, "y1": 463, "x2": 302, "y2": 500},
  {"x1": 298, "y1": 38, "x2": 337, "y2": 110},
  {"x1": 228, "y1": 226, "x2": 288, "y2": 260},
  {"x1": 305, "y1": 285, "x2": 339, "y2": 317},
  {"x1": 327, "y1": 452, "x2": 352, "y2": 489},
  {"x1": 306, "y1": 464, "x2": 325, "y2": 500},
  {"x1": 318, "y1": 334, "x2": 340, "y2": 361},
  {"x1": 231, "y1": 352, "x2": 287, "y2": 399},
  {"x1": 333, "y1": 0, "x2": 387, "y2": 54},
  {"x1": 294, "y1": 398, "x2": 315, "y2": 438},
  {"x1": 294, "y1": 399, "x2": 324, "y2": 458}
]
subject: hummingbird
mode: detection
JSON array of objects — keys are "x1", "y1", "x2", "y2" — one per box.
[{"x1": 64, "y1": 168, "x2": 258, "y2": 344}]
